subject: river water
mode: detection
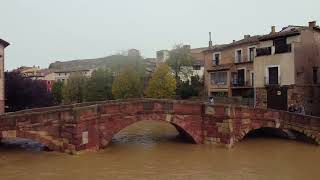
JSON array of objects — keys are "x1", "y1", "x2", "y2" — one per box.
[{"x1": 0, "y1": 121, "x2": 319, "y2": 180}]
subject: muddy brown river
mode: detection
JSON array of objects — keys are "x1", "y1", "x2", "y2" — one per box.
[{"x1": 0, "y1": 121, "x2": 319, "y2": 180}]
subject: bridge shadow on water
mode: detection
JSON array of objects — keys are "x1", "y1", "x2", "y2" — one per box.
[
  {"x1": 0, "y1": 138, "x2": 50, "y2": 152},
  {"x1": 243, "y1": 127, "x2": 318, "y2": 144},
  {"x1": 111, "y1": 120, "x2": 195, "y2": 147}
]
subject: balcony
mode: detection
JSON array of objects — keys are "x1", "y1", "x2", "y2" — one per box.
[{"x1": 231, "y1": 80, "x2": 251, "y2": 88}]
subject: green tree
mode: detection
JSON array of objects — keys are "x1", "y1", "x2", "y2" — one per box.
[
  {"x1": 62, "y1": 72, "x2": 87, "y2": 104},
  {"x1": 177, "y1": 75, "x2": 203, "y2": 99},
  {"x1": 145, "y1": 64, "x2": 176, "y2": 99},
  {"x1": 112, "y1": 66, "x2": 143, "y2": 99},
  {"x1": 51, "y1": 81, "x2": 63, "y2": 104},
  {"x1": 166, "y1": 44, "x2": 195, "y2": 81},
  {"x1": 85, "y1": 68, "x2": 113, "y2": 101}
]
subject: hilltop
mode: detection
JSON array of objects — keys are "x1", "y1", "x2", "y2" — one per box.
[{"x1": 48, "y1": 55, "x2": 147, "y2": 71}]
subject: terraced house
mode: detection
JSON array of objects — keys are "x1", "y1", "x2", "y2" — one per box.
[
  {"x1": 204, "y1": 21, "x2": 320, "y2": 116},
  {"x1": 203, "y1": 35, "x2": 259, "y2": 99},
  {"x1": 254, "y1": 21, "x2": 320, "y2": 116}
]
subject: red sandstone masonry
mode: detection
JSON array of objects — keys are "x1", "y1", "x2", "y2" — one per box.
[{"x1": 0, "y1": 99, "x2": 319, "y2": 154}]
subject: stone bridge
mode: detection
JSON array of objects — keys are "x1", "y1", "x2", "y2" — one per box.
[{"x1": 0, "y1": 99, "x2": 319, "y2": 154}]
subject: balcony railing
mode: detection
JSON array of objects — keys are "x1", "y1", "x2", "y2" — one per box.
[
  {"x1": 231, "y1": 80, "x2": 251, "y2": 87},
  {"x1": 264, "y1": 76, "x2": 280, "y2": 86},
  {"x1": 212, "y1": 60, "x2": 219, "y2": 66}
]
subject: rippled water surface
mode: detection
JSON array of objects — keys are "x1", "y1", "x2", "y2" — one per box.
[{"x1": 1, "y1": 121, "x2": 319, "y2": 180}]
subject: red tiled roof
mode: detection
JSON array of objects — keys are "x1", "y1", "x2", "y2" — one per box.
[
  {"x1": 259, "y1": 25, "x2": 320, "y2": 41},
  {"x1": 190, "y1": 47, "x2": 207, "y2": 54},
  {"x1": 259, "y1": 28, "x2": 301, "y2": 41},
  {"x1": 203, "y1": 36, "x2": 260, "y2": 53}
]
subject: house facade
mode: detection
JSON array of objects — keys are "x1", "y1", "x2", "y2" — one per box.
[
  {"x1": 190, "y1": 47, "x2": 206, "y2": 80},
  {"x1": 54, "y1": 69, "x2": 94, "y2": 83},
  {"x1": 254, "y1": 21, "x2": 320, "y2": 116},
  {"x1": 0, "y1": 39, "x2": 9, "y2": 114},
  {"x1": 203, "y1": 35, "x2": 259, "y2": 98},
  {"x1": 156, "y1": 46, "x2": 206, "y2": 83}
]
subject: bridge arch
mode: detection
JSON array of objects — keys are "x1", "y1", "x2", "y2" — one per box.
[
  {"x1": 97, "y1": 113, "x2": 203, "y2": 148},
  {"x1": 0, "y1": 130, "x2": 68, "y2": 152},
  {"x1": 234, "y1": 118, "x2": 320, "y2": 144}
]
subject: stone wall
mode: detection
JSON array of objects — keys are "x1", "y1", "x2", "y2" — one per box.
[
  {"x1": 288, "y1": 85, "x2": 320, "y2": 116},
  {"x1": 255, "y1": 88, "x2": 267, "y2": 108}
]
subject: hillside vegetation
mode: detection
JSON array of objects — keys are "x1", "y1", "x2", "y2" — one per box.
[{"x1": 49, "y1": 55, "x2": 145, "y2": 72}]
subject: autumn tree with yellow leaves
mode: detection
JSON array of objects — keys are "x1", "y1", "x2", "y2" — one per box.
[
  {"x1": 145, "y1": 64, "x2": 176, "y2": 99},
  {"x1": 112, "y1": 66, "x2": 143, "y2": 99}
]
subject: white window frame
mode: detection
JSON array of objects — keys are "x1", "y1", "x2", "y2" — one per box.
[
  {"x1": 247, "y1": 46, "x2": 256, "y2": 62},
  {"x1": 234, "y1": 48, "x2": 243, "y2": 63},
  {"x1": 265, "y1": 65, "x2": 281, "y2": 85},
  {"x1": 212, "y1": 52, "x2": 221, "y2": 65},
  {"x1": 210, "y1": 71, "x2": 227, "y2": 85}
]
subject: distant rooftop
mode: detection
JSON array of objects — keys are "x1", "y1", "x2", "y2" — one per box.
[{"x1": 0, "y1": 38, "x2": 10, "y2": 48}]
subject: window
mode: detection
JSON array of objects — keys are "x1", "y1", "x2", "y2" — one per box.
[
  {"x1": 211, "y1": 71, "x2": 227, "y2": 85},
  {"x1": 235, "y1": 49, "x2": 242, "y2": 63},
  {"x1": 248, "y1": 47, "x2": 255, "y2": 61},
  {"x1": 213, "y1": 53, "x2": 220, "y2": 65},
  {"x1": 267, "y1": 66, "x2": 279, "y2": 85},
  {"x1": 237, "y1": 69, "x2": 245, "y2": 86},
  {"x1": 231, "y1": 73, "x2": 237, "y2": 85},
  {"x1": 256, "y1": 47, "x2": 272, "y2": 56},
  {"x1": 274, "y1": 37, "x2": 292, "y2": 54},
  {"x1": 251, "y1": 72, "x2": 254, "y2": 87},
  {"x1": 313, "y1": 67, "x2": 318, "y2": 84}
]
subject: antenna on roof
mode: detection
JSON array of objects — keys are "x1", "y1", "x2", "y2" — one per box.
[{"x1": 209, "y1": 32, "x2": 213, "y2": 48}]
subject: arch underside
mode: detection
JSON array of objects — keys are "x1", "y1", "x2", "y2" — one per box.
[
  {"x1": 235, "y1": 123, "x2": 320, "y2": 145},
  {"x1": 98, "y1": 113, "x2": 203, "y2": 148},
  {"x1": 0, "y1": 130, "x2": 70, "y2": 152}
]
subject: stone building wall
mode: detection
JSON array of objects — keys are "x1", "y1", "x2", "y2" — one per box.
[
  {"x1": 255, "y1": 88, "x2": 267, "y2": 108},
  {"x1": 255, "y1": 85, "x2": 320, "y2": 116},
  {"x1": 288, "y1": 85, "x2": 320, "y2": 116}
]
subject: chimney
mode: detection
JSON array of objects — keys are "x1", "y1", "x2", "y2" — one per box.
[
  {"x1": 244, "y1": 35, "x2": 251, "y2": 39},
  {"x1": 271, "y1": 26, "x2": 276, "y2": 34},
  {"x1": 183, "y1": 45, "x2": 191, "y2": 49},
  {"x1": 209, "y1": 32, "x2": 213, "y2": 48},
  {"x1": 309, "y1": 21, "x2": 317, "y2": 28}
]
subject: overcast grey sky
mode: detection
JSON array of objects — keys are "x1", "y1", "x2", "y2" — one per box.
[{"x1": 0, "y1": 0, "x2": 319, "y2": 70}]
